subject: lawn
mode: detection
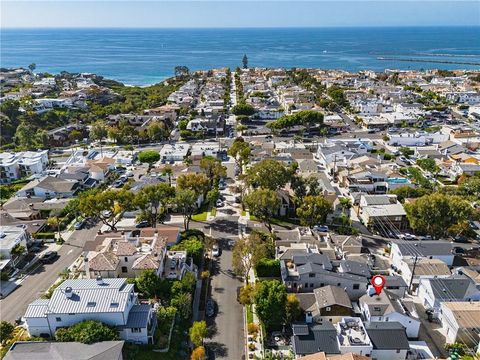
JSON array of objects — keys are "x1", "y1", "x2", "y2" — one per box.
[
  {"x1": 191, "y1": 212, "x2": 208, "y2": 221},
  {"x1": 250, "y1": 215, "x2": 299, "y2": 227},
  {"x1": 246, "y1": 304, "x2": 254, "y2": 324}
]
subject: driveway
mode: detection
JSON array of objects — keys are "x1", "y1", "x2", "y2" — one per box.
[
  {"x1": 205, "y1": 241, "x2": 245, "y2": 359},
  {"x1": 0, "y1": 224, "x2": 100, "y2": 323}
]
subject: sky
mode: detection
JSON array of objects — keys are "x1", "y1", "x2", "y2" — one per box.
[{"x1": 1, "y1": 0, "x2": 479, "y2": 28}]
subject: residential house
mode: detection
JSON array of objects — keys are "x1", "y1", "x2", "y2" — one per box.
[
  {"x1": 299, "y1": 285, "x2": 353, "y2": 325},
  {"x1": 281, "y1": 254, "x2": 368, "y2": 299},
  {"x1": 4, "y1": 341, "x2": 124, "y2": 360},
  {"x1": 335, "y1": 317, "x2": 373, "y2": 357},
  {"x1": 292, "y1": 323, "x2": 341, "y2": 358},
  {"x1": 417, "y1": 276, "x2": 480, "y2": 317},
  {"x1": 383, "y1": 276, "x2": 408, "y2": 298},
  {"x1": 440, "y1": 301, "x2": 480, "y2": 347},
  {"x1": 0, "y1": 150, "x2": 49, "y2": 184},
  {"x1": 0, "y1": 225, "x2": 29, "y2": 271},
  {"x1": 397, "y1": 258, "x2": 451, "y2": 292},
  {"x1": 16, "y1": 176, "x2": 79, "y2": 199},
  {"x1": 359, "y1": 290, "x2": 420, "y2": 338},
  {"x1": 358, "y1": 195, "x2": 407, "y2": 232},
  {"x1": 390, "y1": 240, "x2": 456, "y2": 269},
  {"x1": 24, "y1": 278, "x2": 156, "y2": 344},
  {"x1": 364, "y1": 322, "x2": 410, "y2": 360}
]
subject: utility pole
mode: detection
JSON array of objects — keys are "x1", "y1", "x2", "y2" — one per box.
[{"x1": 408, "y1": 255, "x2": 419, "y2": 293}]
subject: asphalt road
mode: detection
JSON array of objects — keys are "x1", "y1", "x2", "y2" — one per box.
[
  {"x1": 0, "y1": 224, "x2": 100, "y2": 323},
  {"x1": 205, "y1": 241, "x2": 245, "y2": 360}
]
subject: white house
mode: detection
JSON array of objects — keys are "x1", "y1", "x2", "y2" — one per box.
[
  {"x1": 417, "y1": 276, "x2": 480, "y2": 317},
  {"x1": 0, "y1": 150, "x2": 49, "y2": 184},
  {"x1": 159, "y1": 144, "x2": 190, "y2": 163},
  {"x1": 440, "y1": 301, "x2": 480, "y2": 347},
  {"x1": 24, "y1": 277, "x2": 156, "y2": 344},
  {"x1": 359, "y1": 290, "x2": 420, "y2": 338},
  {"x1": 16, "y1": 176, "x2": 79, "y2": 199},
  {"x1": 0, "y1": 226, "x2": 29, "y2": 271},
  {"x1": 365, "y1": 322, "x2": 410, "y2": 360},
  {"x1": 390, "y1": 240, "x2": 455, "y2": 271}
]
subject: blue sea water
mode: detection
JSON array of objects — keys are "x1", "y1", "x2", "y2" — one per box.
[{"x1": 1, "y1": 27, "x2": 479, "y2": 86}]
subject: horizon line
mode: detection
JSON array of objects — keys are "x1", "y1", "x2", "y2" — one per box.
[{"x1": 2, "y1": 25, "x2": 480, "y2": 30}]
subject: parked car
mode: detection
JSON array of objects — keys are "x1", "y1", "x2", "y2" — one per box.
[
  {"x1": 74, "y1": 219, "x2": 86, "y2": 230},
  {"x1": 313, "y1": 225, "x2": 329, "y2": 232},
  {"x1": 234, "y1": 196, "x2": 241, "y2": 204},
  {"x1": 112, "y1": 180, "x2": 124, "y2": 188},
  {"x1": 469, "y1": 220, "x2": 478, "y2": 230},
  {"x1": 452, "y1": 247, "x2": 466, "y2": 256},
  {"x1": 206, "y1": 299, "x2": 216, "y2": 317},
  {"x1": 135, "y1": 220, "x2": 150, "y2": 228},
  {"x1": 40, "y1": 251, "x2": 58, "y2": 264},
  {"x1": 401, "y1": 233, "x2": 417, "y2": 240},
  {"x1": 212, "y1": 244, "x2": 220, "y2": 257},
  {"x1": 452, "y1": 235, "x2": 469, "y2": 243},
  {"x1": 216, "y1": 199, "x2": 224, "y2": 208},
  {"x1": 29, "y1": 245, "x2": 43, "y2": 253}
]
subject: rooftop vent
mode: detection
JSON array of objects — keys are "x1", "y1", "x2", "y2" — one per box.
[
  {"x1": 65, "y1": 286, "x2": 73, "y2": 299},
  {"x1": 96, "y1": 276, "x2": 104, "y2": 285}
]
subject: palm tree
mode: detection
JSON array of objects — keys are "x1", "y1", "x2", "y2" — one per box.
[
  {"x1": 47, "y1": 216, "x2": 61, "y2": 241},
  {"x1": 339, "y1": 198, "x2": 352, "y2": 215},
  {"x1": 161, "y1": 166, "x2": 173, "y2": 186}
]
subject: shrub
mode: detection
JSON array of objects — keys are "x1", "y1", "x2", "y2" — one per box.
[
  {"x1": 54, "y1": 320, "x2": 119, "y2": 344},
  {"x1": 255, "y1": 258, "x2": 281, "y2": 278},
  {"x1": 247, "y1": 323, "x2": 259, "y2": 336}
]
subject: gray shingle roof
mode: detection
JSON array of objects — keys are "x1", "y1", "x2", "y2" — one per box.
[
  {"x1": 339, "y1": 260, "x2": 371, "y2": 277},
  {"x1": 365, "y1": 322, "x2": 409, "y2": 350},
  {"x1": 314, "y1": 286, "x2": 352, "y2": 310},
  {"x1": 394, "y1": 240, "x2": 454, "y2": 257},
  {"x1": 4, "y1": 341, "x2": 124, "y2": 360},
  {"x1": 427, "y1": 276, "x2": 475, "y2": 300},
  {"x1": 292, "y1": 323, "x2": 340, "y2": 355}
]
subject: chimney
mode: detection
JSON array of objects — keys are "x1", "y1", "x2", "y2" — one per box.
[
  {"x1": 65, "y1": 286, "x2": 73, "y2": 299},
  {"x1": 305, "y1": 311, "x2": 313, "y2": 324},
  {"x1": 84, "y1": 257, "x2": 90, "y2": 279},
  {"x1": 96, "y1": 275, "x2": 104, "y2": 285}
]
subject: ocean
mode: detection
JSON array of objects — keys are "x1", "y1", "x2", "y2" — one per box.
[{"x1": 1, "y1": 27, "x2": 479, "y2": 86}]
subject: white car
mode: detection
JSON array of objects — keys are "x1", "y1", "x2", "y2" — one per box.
[
  {"x1": 216, "y1": 199, "x2": 224, "y2": 207},
  {"x1": 212, "y1": 244, "x2": 220, "y2": 257}
]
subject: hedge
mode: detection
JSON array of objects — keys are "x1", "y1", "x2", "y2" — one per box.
[
  {"x1": 32, "y1": 232, "x2": 56, "y2": 239},
  {"x1": 255, "y1": 259, "x2": 281, "y2": 278}
]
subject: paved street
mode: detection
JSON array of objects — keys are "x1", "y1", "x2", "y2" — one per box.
[
  {"x1": 205, "y1": 241, "x2": 245, "y2": 360},
  {"x1": 0, "y1": 224, "x2": 100, "y2": 323}
]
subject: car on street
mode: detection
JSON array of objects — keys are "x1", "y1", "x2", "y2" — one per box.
[
  {"x1": 212, "y1": 244, "x2": 220, "y2": 257},
  {"x1": 216, "y1": 199, "x2": 224, "y2": 208},
  {"x1": 206, "y1": 299, "x2": 216, "y2": 317},
  {"x1": 112, "y1": 180, "x2": 124, "y2": 188},
  {"x1": 135, "y1": 220, "x2": 150, "y2": 228},
  {"x1": 400, "y1": 233, "x2": 416, "y2": 240},
  {"x1": 313, "y1": 225, "x2": 329, "y2": 232},
  {"x1": 29, "y1": 245, "x2": 43, "y2": 253},
  {"x1": 74, "y1": 219, "x2": 86, "y2": 230},
  {"x1": 40, "y1": 251, "x2": 58, "y2": 264}
]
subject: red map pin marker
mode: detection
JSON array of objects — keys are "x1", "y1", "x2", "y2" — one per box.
[{"x1": 372, "y1": 275, "x2": 385, "y2": 295}]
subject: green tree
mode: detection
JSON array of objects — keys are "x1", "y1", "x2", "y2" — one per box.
[
  {"x1": 232, "y1": 233, "x2": 269, "y2": 278},
  {"x1": 416, "y1": 158, "x2": 440, "y2": 174},
  {"x1": 90, "y1": 121, "x2": 108, "y2": 141},
  {"x1": 147, "y1": 121, "x2": 167, "y2": 141},
  {"x1": 161, "y1": 165, "x2": 173, "y2": 186},
  {"x1": 135, "y1": 269, "x2": 161, "y2": 299},
  {"x1": 79, "y1": 189, "x2": 134, "y2": 231},
  {"x1": 228, "y1": 138, "x2": 251, "y2": 174},
  {"x1": 245, "y1": 159, "x2": 291, "y2": 191},
  {"x1": 171, "y1": 292, "x2": 192, "y2": 319},
  {"x1": 189, "y1": 321, "x2": 208, "y2": 347},
  {"x1": 0, "y1": 321, "x2": 15, "y2": 344},
  {"x1": 254, "y1": 280, "x2": 287, "y2": 330},
  {"x1": 285, "y1": 294, "x2": 302, "y2": 324},
  {"x1": 174, "y1": 189, "x2": 198, "y2": 230},
  {"x1": 138, "y1": 150, "x2": 160, "y2": 165},
  {"x1": 267, "y1": 110, "x2": 324, "y2": 130},
  {"x1": 177, "y1": 173, "x2": 209, "y2": 197},
  {"x1": 174, "y1": 66, "x2": 190, "y2": 78},
  {"x1": 10, "y1": 243, "x2": 26, "y2": 257},
  {"x1": 389, "y1": 185, "x2": 432, "y2": 203},
  {"x1": 244, "y1": 188, "x2": 279, "y2": 232},
  {"x1": 135, "y1": 183, "x2": 175, "y2": 227},
  {"x1": 404, "y1": 193, "x2": 472, "y2": 238},
  {"x1": 232, "y1": 103, "x2": 255, "y2": 116},
  {"x1": 171, "y1": 237, "x2": 204, "y2": 265},
  {"x1": 206, "y1": 188, "x2": 220, "y2": 207},
  {"x1": 14, "y1": 121, "x2": 36, "y2": 150},
  {"x1": 242, "y1": 54, "x2": 248, "y2": 69},
  {"x1": 200, "y1": 156, "x2": 226, "y2": 187},
  {"x1": 296, "y1": 195, "x2": 333, "y2": 229},
  {"x1": 339, "y1": 197, "x2": 352, "y2": 214},
  {"x1": 55, "y1": 320, "x2": 118, "y2": 344},
  {"x1": 68, "y1": 129, "x2": 83, "y2": 143},
  {"x1": 238, "y1": 284, "x2": 257, "y2": 305}
]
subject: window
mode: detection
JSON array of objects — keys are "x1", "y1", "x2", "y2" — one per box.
[
  {"x1": 56, "y1": 317, "x2": 62, "y2": 322},
  {"x1": 131, "y1": 328, "x2": 141, "y2": 333},
  {"x1": 87, "y1": 302, "x2": 96, "y2": 307},
  {"x1": 373, "y1": 307, "x2": 381, "y2": 312},
  {"x1": 396, "y1": 350, "x2": 401, "y2": 353},
  {"x1": 309, "y1": 273, "x2": 315, "y2": 278},
  {"x1": 353, "y1": 284, "x2": 360, "y2": 290},
  {"x1": 122, "y1": 266, "x2": 128, "y2": 273},
  {"x1": 326, "y1": 307, "x2": 331, "y2": 312},
  {"x1": 110, "y1": 302, "x2": 119, "y2": 308},
  {"x1": 310, "y1": 283, "x2": 314, "y2": 288},
  {"x1": 337, "y1": 283, "x2": 341, "y2": 287},
  {"x1": 124, "y1": 257, "x2": 128, "y2": 262}
]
